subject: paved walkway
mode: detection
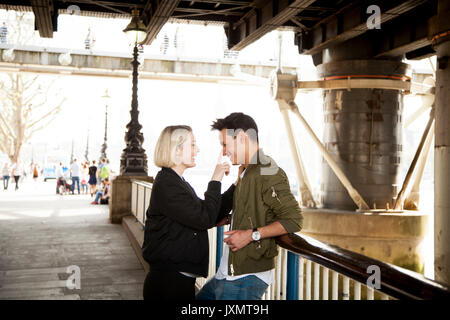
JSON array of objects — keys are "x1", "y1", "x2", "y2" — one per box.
[{"x1": 0, "y1": 179, "x2": 145, "y2": 300}]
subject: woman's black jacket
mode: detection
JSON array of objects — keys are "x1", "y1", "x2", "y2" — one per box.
[{"x1": 142, "y1": 167, "x2": 235, "y2": 278}]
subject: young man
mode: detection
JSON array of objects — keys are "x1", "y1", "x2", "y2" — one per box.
[
  {"x1": 71, "y1": 159, "x2": 81, "y2": 195},
  {"x1": 196, "y1": 112, "x2": 303, "y2": 300}
]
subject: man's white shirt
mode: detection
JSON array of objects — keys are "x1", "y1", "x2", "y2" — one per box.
[{"x1": 71, "y1": 163, "x2": 80, "y2": 177}]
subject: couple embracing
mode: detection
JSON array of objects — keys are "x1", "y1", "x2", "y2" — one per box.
[{"x1": 142, "y1": 112, "x2": 303, "y2": 300}]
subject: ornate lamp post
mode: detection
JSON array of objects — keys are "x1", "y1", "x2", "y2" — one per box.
[
  {"x1": 70, "y1": 139, "x2": 74, "y2": 165},
  {"x1": 84, "y1": 128, "x2": 89, "y2": 162},
  {"x1": 100, "y1": 89, "x2": 110, "y2": 162},
  {"x1": 120, "y1": 8, "x2": 148, "y2": 176}
]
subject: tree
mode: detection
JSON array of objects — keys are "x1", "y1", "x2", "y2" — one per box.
[
  {"x1": 0, "y1": 75, "x2": 65, "y2": 164},
  {"x1": 0, "y1": 11, "x2": 65, "y2": 164}
]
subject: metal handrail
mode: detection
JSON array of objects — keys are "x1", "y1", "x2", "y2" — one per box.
[
  {"x1": 276, "y1": 233, "x2": 450, "y2": 300},
  {"x1": 131, "y1": 179, "x2": 153, "y2": 188}
]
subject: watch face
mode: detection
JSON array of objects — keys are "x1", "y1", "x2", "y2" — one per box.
[{"x1": 252, "y1": 231, "x2": 261, "y2": 241}]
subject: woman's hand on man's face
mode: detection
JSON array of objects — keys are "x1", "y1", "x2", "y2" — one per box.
[{"x1": 211, "y1": 162, "x2": 230, "y2": 182}]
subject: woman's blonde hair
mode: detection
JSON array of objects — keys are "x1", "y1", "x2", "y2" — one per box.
[{"x1": 154, "y1": 125, "x2": 192, "y2": 168}]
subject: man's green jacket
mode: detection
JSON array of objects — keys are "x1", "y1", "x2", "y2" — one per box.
[{"x1": 227, "y1": 149, "x2": 303, "y2": 276}]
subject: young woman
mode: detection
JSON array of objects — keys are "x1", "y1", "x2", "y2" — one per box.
[
  {"x1": 11, "y1": 162, "x2": 24, "y2": 191},
  {"x1": 87, "y1": 160, "x2": 98, "y2": 197},
  {"x1": 2, "y1": 162, "x2": 10, "y2": 190},
  {"x1": 81, "y1": 162, "x2": 89, "y2": 194},
  {"x1": 141, "y1": 125, "x2": 235, "y2": 300}
]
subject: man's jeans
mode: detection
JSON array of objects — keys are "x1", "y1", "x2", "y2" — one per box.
[
  {"x1": 196, "y1": 275, "x2": 268, "y2": 300},
  {"x1": 72, "y1": 176, "x2": 80, "y2": 194}
]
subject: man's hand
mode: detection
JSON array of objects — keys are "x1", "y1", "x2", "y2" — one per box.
[
  {"x1": 223, "y1": 222, "x2": 288, "y2": 252},
  {"x1": 223, "y1": 229, "x2": 252, "y2": 252}
]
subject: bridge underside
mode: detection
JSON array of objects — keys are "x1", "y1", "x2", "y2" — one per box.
[{"x1": 0, "y1": 0, "x2": 438, "y2": 60}]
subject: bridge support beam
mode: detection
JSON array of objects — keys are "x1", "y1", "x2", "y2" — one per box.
[
  {"x1": 317, "y1": 59, "x2": 410, "y2": 211},
  {"x1": 430, "y1": 0, "x2": 450, "y2": 285}
]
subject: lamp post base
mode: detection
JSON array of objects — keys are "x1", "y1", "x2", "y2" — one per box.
[{"x1": 120, "y1": 151, "x2": 148, "y2": 176}]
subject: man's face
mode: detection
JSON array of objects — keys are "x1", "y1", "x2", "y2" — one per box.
[{"x1": 219, "y1": 129, "x2": 248, "y2": 165}]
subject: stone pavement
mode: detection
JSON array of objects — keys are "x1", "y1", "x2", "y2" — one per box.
[{"x1": 0, "y1": 178, "x2": 146, "y2": 300}]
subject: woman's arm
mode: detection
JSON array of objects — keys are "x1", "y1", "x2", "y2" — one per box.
[
  {"x1": 157, "y1": 179, "x2": 222, "y2": 231},
  {"x1": 215, "y1": 184, "x2": 235, "y2": 225}
]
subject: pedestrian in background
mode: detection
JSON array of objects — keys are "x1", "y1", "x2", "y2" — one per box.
[
  {"x1": 56, "y1": 162, "x2": 66, "y2": 194},
  {"x1": 91, "y1": 178, "x2": 110, "y2": 205},
  {"x1": 98, "y1": 158, "x2": 109, "y2": 185},
  {"x1": 2, "y1": 162, "x2": 10, "y2": 190},
  {"x1": 11, "y1": 162, "x2": 24, "y2": 191},
  {"x1": 71, "y1": 158, "x2": 81, "y2": 195},
  {"x1": 32, "y1": 163, "x2": 39, "y2": 182},
  {"x1": 88, "y1": 160, "x2": 98, "y2": 197},
  {"x1": 81, "y1": 162, "x2": 89, "y2": 194}
]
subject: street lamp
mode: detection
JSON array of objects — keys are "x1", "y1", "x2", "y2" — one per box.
[
  {"x1": 70, "y1": 139, "x2": 74, "y2": 164},
  {"x1": 84, "y1": 127, "x2": 90, "y2": 162},
  {"x1": 120, "y1": 8, "x2": 148, "y2": 176},
  {"x1": 100, "y1": 89, "x2": 110, "y2": 162}
]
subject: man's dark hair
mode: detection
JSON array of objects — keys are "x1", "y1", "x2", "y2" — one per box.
[{"x1": 211, "y1": 112, "x2": 259, "y2": 142}]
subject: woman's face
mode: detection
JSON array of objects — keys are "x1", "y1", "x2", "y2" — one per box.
[{"x1": 177, "y1": 132, "x2": 199, "y2": 168}]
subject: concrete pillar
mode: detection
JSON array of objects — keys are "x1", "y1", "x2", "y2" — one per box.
[
  {"x1": 430, "y1": 0, "x2": 450, "y2": 285},
  {"x1": 303, "y1": 38, "x2": 428, "y2": 275},
  {"x1": 109, "y1": 175, "x2": 153, "y2": 224},
  {"x1": 316, "y1": 60, "x2": 410, "y2": 210}
]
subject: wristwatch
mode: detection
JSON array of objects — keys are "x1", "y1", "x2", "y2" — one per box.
[{"x1": 252, "y1": 228, "x2": 261, "y2": 241}]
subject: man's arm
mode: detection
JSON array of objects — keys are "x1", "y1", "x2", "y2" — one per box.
[{"x1": 223, "y1": 221, "x2": 287, "y2": 252}]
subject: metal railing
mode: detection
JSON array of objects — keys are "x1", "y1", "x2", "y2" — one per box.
[
  {"x1": 274, "y1": 233, "x2": 450, "y2": 300},
  {"x1": 129, "y1": 179, "x2": 450, "y2": 300},
  {"x1": 130, "y1": 180, "x2": 152, "y2": 229}
]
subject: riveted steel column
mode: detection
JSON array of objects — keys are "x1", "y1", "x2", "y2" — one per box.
[{"x1": 317, "y1": 60, "x2": 410, "y2": 210}]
